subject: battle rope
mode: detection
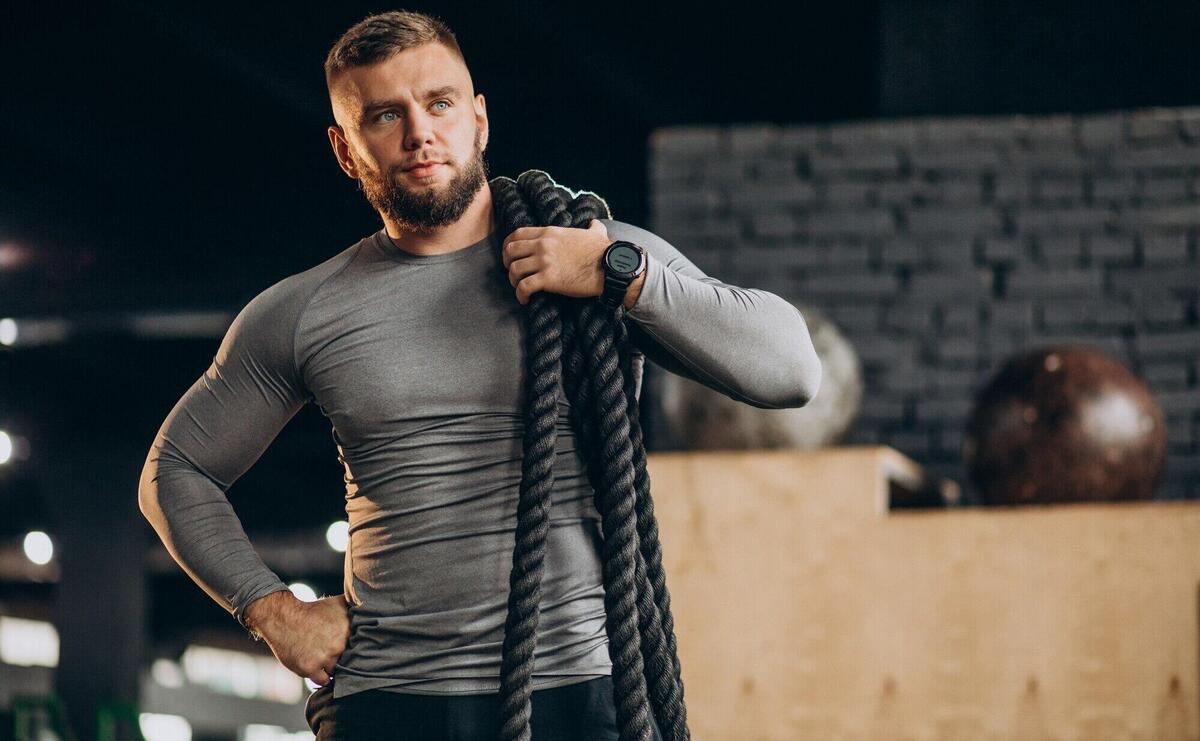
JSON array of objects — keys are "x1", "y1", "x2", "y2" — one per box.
[{"x1": 490, "y1": 171, "x2": 690, "y2": 741}]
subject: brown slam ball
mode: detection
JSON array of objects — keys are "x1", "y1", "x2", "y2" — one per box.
[{"x1": 965, "y1": 345, "x2": 1166, "y2": 505}]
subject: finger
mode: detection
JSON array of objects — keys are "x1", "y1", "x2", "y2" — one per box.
[
  {"x1": 503, "y1": 227, "x2": 544, "y2": 251},
  {"x1": 588, "y1": 219, "x2": 608, "y2": 235},
  {"x1": 502, "y1": 238, "x2": 533, "y2": 269},
  {"x1": 508, "y1": 255, "x2": 541, "y2": 288},
  {"x1": 515, "y1": 274, "x2": 542, "y2": 305},
  {"x1": 309, "y1": 668, "x2": 331, "y2": 686}
]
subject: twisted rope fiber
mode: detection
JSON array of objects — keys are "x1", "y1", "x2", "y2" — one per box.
[{"x1": 491, "y1": 170, "x2": 690, "y2": 741}]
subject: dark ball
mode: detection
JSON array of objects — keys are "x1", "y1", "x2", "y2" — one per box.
[{"x1": 965, "y1": 345, "x2": 1166, "y2": 505}]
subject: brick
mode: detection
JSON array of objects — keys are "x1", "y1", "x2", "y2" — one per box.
[
  {"x1": 1035, "y1": 177, "x2": 1083, "y2": 203},
  {"x1": 1015, "y1": 207, "x2": 1113, "y2": 232},
  {"x1": 742, "y1": 156, "x2": 800, "y2": 183},
  {"x1": 1078, "y1": 115, "x2": 1126, "y2": 151},
  {"x1": 877, "y1": 239, "x2": 925, "y2": 266},
  {"x1": 859, "y1": 395, "x2": 908, "y2": 422},
  {"x1": 825, "y1": 243, "x2": 872, "y2": 269},
  {"x1": 750, "y1": 212, "x2": 799, "y2": 239},
  {"x1": 824, "y1": 180, "x2": 876, "y2": 205},
  {"x1": 925, "y1": 367, "x2": 984, "y2": 394},
  {"x1": 726, "y1": 181, "x2": 817, "y2": 209},
  {"x1": 1155, "y1": 389, "x2": 1200, "y2": 414},
  {"x1": 1018, "y1": 115, "x2": 1077, "y2": 148},
  {"x1": 992, "y1": 173, "x2": 1033, "y2": 203},
  {"x1": 1137, "y1": 331, "x2": 1200, "y2": 359},
  {"x1": 778, "y1": 126, "x2": 823, "y2": 152},
  {"x1": 856, "y1": 337, "x2": 919, "y2": 366},
  {"x1": 940, "y1": 303, "x2": 981, "y2": 332},
  {"x1": 1142, "y1": 234, "x2": 1190, "y2": 265},
  {"x1": 1179, "y1": 108, "x2": 1200, "y2": 143},
  {"x1": 1035, "y1": 234, "x2": 1084, "y2": 265},
  {"x1": 925, "y1": 238, "x2": 978, "y2": 268},
  {"x1": 825, "y1": 305, "x2": 878, "y2": 332},
  {"x1": 654, "y1": 217, "x2": 741, "y2": 243},
  {"x1": 1141, "y1": 362, "x2": 1191, "y2": 388},
  {"x1": 798, "y1": 271, "x2": 901, "y2": 298},
  {"x1": 1119, "y1": 205, "x2": 1200, "y2": 230},
  {"x1": 804, "y1": 209, "x2": 895, "y2": 238},
  {"x1": 1088, "y1": 236, "x2": 1136, "y2": 263},
  {"x1": 982, "y1": 238, "x2": 1023, "y2": 262},
  {"x1": 1040, "y1": 300, "x2": 1134, "y2": 329},
  {"x1": 829, "y1": 118, "x2": 926, "y2": 149},
  {"x1": 735, "y1": 246, "x2": 823, "y2": 273},
  {"x1": 916, "y1": 396, "x2": 975, "y2": 423},
  {"x1": 883, "y1": 299, "x2": 936, "y2": 332},
  {"x1": 884, "y1": 430, "x2": 931, "y2": 456},
  {"x1": 937, "y1": 178, "x2": 986, "y2": 204},
  {"x1": 729, "y1": 124, "x2": 781, "y2": 156},
  {"x1": 1007, "y1": 150, "x2": 1092, "y2": 174},
  {"x1": 1110, "y1": 147, "x2": 1200, "y2": 171},
  {"x1": 1090, "y1": 175, "x2": 1137, "y2": 203},
  {"x1": 1031, "y1": 334, "x2": 1128, "y2": 360},
  {"x1": 1110, "y1": 267, "x2": 1200, "y2": 297},
  {"x1": 810, "y1": 150, "x2": 902, "y2": 175},
  {"x1": 1128, "y1": 109, "x2": 1183, "y2": 145},
  {"x1": 936, "y1": 336, "x2": 981, "y2": 364},
  {"x1": 911, "y1": 149, "x2": 1002, "y2": 172},
  {"x1": 924, "y1": 116, "x2": 1020, "y2": 148},
  {"x1": 987, "y1": 300, "x2": 1036, "y2": 329},
  {"x1": 1006, "y1": 268, "x2": 1103, "y2": 297},
  {"x1": 1139, "y1": 176, "x2": 1191, "y2": 203},
  {"x1": 906, "y1": 206, "x2": 1002, "y2": 236},
  {"x1": 650, "y1": 127, "x2": 725, "y2": 156},
  {"x1": 652, "y1": 188, "x2": 723, "y2": 213},
  {"x1": 907, "y1": 270, "x2": 994, "y2": 299},
  {"x1": 1135, "y1": 297, "x2": 1188, "y2": 324}
]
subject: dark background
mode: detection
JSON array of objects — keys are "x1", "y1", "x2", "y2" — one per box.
[{"x1": 1, "y1": 0, "x2": 1198, "y2": 634}]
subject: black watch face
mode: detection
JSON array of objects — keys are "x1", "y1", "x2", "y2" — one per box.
[{"x1": 606, "y1": 243, "x2": 641, "y2": 274}]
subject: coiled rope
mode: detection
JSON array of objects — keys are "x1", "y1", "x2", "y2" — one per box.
[{"x1": 490, "y1": 170, "x2": 690, "y2": 741}]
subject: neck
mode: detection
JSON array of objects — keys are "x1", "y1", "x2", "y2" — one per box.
[{"x1": 381, "y1": 183, "x2": 495, "y2": 256}]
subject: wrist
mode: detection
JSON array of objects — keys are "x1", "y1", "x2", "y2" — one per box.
[
  {"x1": 243, "y1": 589, "x2": 295, "y2": 638},
  {"x1": 623, "y1": 271, "x2": 646, "y2": 310}
]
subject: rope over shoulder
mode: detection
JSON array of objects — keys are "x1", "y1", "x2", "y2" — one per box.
[{"x1": 490, "y1": 170, "x2": 690, "y2": 741}]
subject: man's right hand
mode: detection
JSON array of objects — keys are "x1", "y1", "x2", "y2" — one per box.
[{"x1": 244, "y1": 590, "x2": 351, "y2": 686}]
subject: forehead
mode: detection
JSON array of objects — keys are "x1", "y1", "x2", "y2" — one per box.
[{"x1": 331, "y1": 42, "x2": 473, "y2": 112}]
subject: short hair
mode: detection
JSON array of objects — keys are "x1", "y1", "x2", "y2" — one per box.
[{"x1": 324, "y1": 10, "x2": 466, "y2": 91}]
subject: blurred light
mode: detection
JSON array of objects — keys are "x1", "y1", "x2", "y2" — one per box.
[
  {"x1": 23, "y1": 531, "x2": 53, "y2": 565},
  {"x1": 139, "y1": 713, "x2": 192, "y2": 741},
  {"x1": 181, "y1": 645, "x2": 303, "y2": 703},
  {"x1": 242, "y1": 725, "x2": 314, "y2": 741},
  {"x1": 0, "y1": 318, "x2": 16, "y2": 346},
  {"x1": 151, "y1": 658, "x2": 186, "y2": 688},
  {"x1": 0, "y1": 430, "x2": 12, "y2": 464},
  {"x1": 0, "y1": 616, "x2": 59, "y2": 667},
  {"x1": 325, "y1": 521, "x2": 349, "y2": 553},
  {"x1": 288, "y1": 582, "x2": 317, "y2": 602},
  {"x1": 0, "y1": 242, "x2": 33, "y2": 271},
  {"x1": 304, "y1": 678, "x2": 320, "y2": 692}
]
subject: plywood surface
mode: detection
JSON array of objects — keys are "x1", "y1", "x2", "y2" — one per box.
[{"x1": 646, "y1": 446, "x2": 1199, "y2": 741}]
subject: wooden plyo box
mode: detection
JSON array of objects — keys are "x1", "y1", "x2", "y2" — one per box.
[{"x1": 646, "y1": 445, "x2": 1198, "y2": 741}]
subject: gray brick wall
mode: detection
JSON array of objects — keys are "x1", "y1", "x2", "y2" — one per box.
[{"x1": 649, "y1": 108, "x2": 1200, "y2": 501}]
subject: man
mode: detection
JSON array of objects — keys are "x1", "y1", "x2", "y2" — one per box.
[{"x1": 139, "y1": 9, "x2": 821, "y2": 741}]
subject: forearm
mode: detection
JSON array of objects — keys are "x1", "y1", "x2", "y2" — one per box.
[
  {"x1": 139, "y1": 443, "x2": 289, "y2": 624},
  {"x1": 626, "y1": 255, "x2": 821, "y2": 409}
]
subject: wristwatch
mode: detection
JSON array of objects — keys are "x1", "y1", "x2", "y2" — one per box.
[{"x1": 600, "y1": 240, "x2": 647, "y2": 309}]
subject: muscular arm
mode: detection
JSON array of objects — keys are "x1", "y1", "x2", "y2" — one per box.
[
  {"x1": 602, "y1": 220, "x2": 822, "y2": 409},
  {"x1": 138, "y1": 276, "x2": 311, "y2": 625}
]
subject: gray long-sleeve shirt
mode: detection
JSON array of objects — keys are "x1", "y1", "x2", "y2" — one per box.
[{"x1": 138, "y1": 218, "x2": 820, "y2": 699}]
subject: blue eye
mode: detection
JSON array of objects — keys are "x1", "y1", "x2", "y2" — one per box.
[
  {"x1": 378, "y1": 111, "x2": 398, "y2": 123},
  {"x1": 432, "y1": 100, "x2": 450, "y2": 112}
]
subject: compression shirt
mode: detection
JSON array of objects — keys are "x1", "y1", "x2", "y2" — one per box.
[{"x1": 138, "y1": 217, "x2": 821, "y2": 698}]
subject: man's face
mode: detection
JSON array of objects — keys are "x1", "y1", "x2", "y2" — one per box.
[{"x1": 327, "y1": 42, "x2": 490, "y2": 231}]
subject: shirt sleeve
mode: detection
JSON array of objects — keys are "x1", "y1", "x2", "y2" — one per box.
[
  {"x1": 138, "y1": 275, "x2": 312, "y2": 625},
  {"x1": 600, "y1": 219, "x2": 822, "y2": 410}
]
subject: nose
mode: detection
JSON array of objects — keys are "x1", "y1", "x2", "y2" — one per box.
[{"x1": 403, "y1": 108, "x2": 436, "y2": 151}]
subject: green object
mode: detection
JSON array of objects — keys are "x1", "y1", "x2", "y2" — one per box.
[
  {"x1": 95, "y1": 703, "x2": 145, "y2": 741},
  {"x1": 8, "y1": 695, "x2": 76, "y2": 741}
]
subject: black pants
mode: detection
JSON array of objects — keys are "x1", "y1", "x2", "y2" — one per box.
[{"x1": 305, "y1": 676, "x2": 665, "y2": 740}]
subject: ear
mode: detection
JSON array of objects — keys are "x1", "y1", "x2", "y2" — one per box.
[
  {"x1": 327, "y1": 125, "x2": 359, "y2": 179},
  {"x1": 474, "y1": 93, "x2": 489, "y2": 152}
]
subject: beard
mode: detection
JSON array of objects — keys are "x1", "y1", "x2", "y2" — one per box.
[{"x1": 355, "y1": 129, "x2": 488, "y2": 231}]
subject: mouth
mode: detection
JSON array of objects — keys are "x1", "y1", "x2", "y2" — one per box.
[{"x1": 403, "y1": 162, "x2": 445, "y2": 178}]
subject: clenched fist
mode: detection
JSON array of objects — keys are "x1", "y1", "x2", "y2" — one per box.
[{"x1": 244, "y1": 590, "x2": 350, "y2": 686}]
